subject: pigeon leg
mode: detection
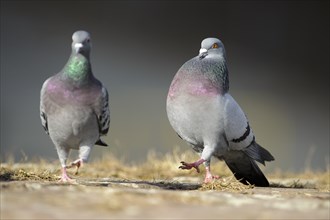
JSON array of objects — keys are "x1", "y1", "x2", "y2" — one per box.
[
  {"x1": 67, "y1": 158, "x2": 83, "y2": 175},
  {"x1": 204, "y1": 166, "x2": 220, "y2": 183},
  {"x1": 179, "y1": 158, "x2": 205, "y2": 173},
  {"x1": 59, "y1": 167, "x2": 75, "y2": 183}
]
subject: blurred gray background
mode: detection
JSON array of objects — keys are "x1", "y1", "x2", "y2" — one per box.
[{"x1": 1, "y1": 1, "x2": 329, "y2": 172}]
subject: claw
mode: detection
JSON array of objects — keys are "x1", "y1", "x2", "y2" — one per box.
[
  {"x1": 204, "y1": 166, "x2": 220, "y2": 183},
  {"x1": 204, "y1": 174, "x2": 220, "y2": 183},
  {"x1": 58, "y1": 175, "x2": 77, "y2": 184},
  {"x1": 178, "y1": 161, "x2": 201, "y2": 173},
  {"x1": 58, "y1": 167, "x2": 77, "y2": 184}
]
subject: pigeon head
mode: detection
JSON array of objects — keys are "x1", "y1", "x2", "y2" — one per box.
[
  {"x1": 71, "y1": 30, "x2": 91, "y2": 57},
  {"x1": 199, "y1": 38, "x2": 226, "y2": 59},
  {"x1": 62, "y1": 31, "x2": 92, "y2": 82}
]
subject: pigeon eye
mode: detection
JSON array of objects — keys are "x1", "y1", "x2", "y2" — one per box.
[
  {"x1": 212, "y1": 43, "x2": 219, "y2": 49},
  {"x1": 86, "y1": 39, "x2": 90, "y2": 43}
]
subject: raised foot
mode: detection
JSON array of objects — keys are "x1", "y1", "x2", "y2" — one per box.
[
  {"x1": 66, "y1": 159, "x2": 83, "y2": 175},
  {"x1": 179, "y1": 159, "x2": 205, "y2": 173}
]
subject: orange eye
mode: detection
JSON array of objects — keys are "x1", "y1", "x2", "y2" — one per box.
[{"x1": 212, "y1": 43, "x2": 218, "y2": 48}]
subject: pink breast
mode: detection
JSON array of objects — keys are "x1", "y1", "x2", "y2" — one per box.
[
  {"x1": 168, "y1": 77, "x2": 219, "y2": 99},
  {"x1": 187, "y1": 80, "x2": 219, "y2": 96},
  {"x1": 47, "y1": 81, "x2": 100, "y2": 105}
]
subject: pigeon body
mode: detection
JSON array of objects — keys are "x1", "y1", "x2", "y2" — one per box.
[
  {"x1": 167, "y1": 38, "x2": 274, "y2": 186},
  {"x1": 40, "y1": 30, "x2": 110, "y2": 182}
]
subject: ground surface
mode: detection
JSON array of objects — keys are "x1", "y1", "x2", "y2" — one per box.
[{"x1": 1, "y1": 152, "x2": 329, "y2": 219}]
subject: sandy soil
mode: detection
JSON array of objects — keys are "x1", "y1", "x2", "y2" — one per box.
[
  {"x1": 1, "y1": 177, "x2": 329, "y2": 219},
  {"x1": 1, "y1": 153, "x2": 329, "y2": 220}
]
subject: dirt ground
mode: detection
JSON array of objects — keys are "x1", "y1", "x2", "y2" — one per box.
[
  {"x1": 1, "y1": 179, "x2": 329, "y2": 219},
  {"x1": 1, "y1": 152, "x2": 329, "y2": 219}
]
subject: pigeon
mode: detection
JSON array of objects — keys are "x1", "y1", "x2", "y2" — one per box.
[
  {"x1": 40, "y1": 30, "x2": 110, "y2": 182},
  {"x1": 166, "y1": 37, "x2": 274, "y2": 187}
]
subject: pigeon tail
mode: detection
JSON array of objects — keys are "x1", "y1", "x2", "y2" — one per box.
[
  {"x1": 244, "y1": 141, "x2": 275, "y2": 165},
  {"x1": 223, "y1": 151, "x2": 270, "y2": 187},
  {"x1": 95, "y1": 138, "x2": 108, "y2": 146}
]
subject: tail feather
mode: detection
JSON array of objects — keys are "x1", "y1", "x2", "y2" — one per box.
[
  {"x1": 95, "y1": 138, "x2": 108, "y2": 147},
  {"x1": 223, "y1": 150, "x2": 270, "y2": 187},
  {"x1": 244, "y1": 141, "x2": 274, "y2": 165}
]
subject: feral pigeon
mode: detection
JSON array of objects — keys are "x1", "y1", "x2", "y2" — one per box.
[
  {"x1": 166, "y1": 37, "x2": 274, "y2": 187},
  {"x1": 40, "y1": 30, "x2": 110, "y2": 182}
]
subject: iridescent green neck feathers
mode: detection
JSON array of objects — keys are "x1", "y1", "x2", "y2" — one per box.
[{"x1": 64, "y1": 55, "x2": 90, "y2": 81}]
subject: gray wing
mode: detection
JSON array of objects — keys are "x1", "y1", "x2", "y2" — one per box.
[
  {"x1": 223, "y1": 93, "x2": 274, "y2": 162},
  {"x1": 222, "y1": 93, "x2": 274, "y2": 186},
  {"x1": 40, "y1": 78, "x2": 50, "y2": 135},
  {"x1": 94, "y1": 86, "x2": 110, "y2": 147},
  {"x1": 223, "y1": 94, "x2": 254, "y2": 150},
  {"x1": 98, "y1": 86, "x2": 110, "y2": 136}
]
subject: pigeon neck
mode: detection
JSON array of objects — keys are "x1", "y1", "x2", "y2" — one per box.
[
  {"x1": 217, "y1": 61, "x2": 229, "y2": 93},
  {"x1": 205, "y1": 57, "x2": 229, "y2": 94},
  {"x1": 201, "y1": 58, "x2": 230, "y2": 94},
  {"x1": 63, "y1": 54, "x2": 91, "y2": 82}
]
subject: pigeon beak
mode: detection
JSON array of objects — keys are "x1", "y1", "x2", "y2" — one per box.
[
  {"x1": 199, "y1": 48, "x2": 207, "y2": 55},
  {"x1": 74, "y1": 43, "x2": 84, "y2": 53},
  {"x1": 199, "y1": 48, "x2": 208, "y2": 59}
]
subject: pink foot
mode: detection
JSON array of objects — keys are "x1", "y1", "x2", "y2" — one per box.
[
  {"x1": 58, "y1": 167, "x2": 76, "y2": 183},
  {"x1": 204, "y1": 167, "x2": 220, "y2": 183},
  {"x1": 179, "y1": 159, "x2": 205, "y2": 173},
  {"x1": 204, "y1": 174, "x2": 220, "y2": 183}
]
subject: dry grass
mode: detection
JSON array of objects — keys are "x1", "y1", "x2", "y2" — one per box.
[
  {"x1": 1, "y1": 148, "x2": 329, "y2": 192},
  {"x1": 0, "y1": 165, "x2": 58, "y2": 182},
  {"x1": 200, "y1": 176, "x2": 254, "y2": 192},
  {"x1": 268, "y1": 169, "x2": 330, "y2": 191}
]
